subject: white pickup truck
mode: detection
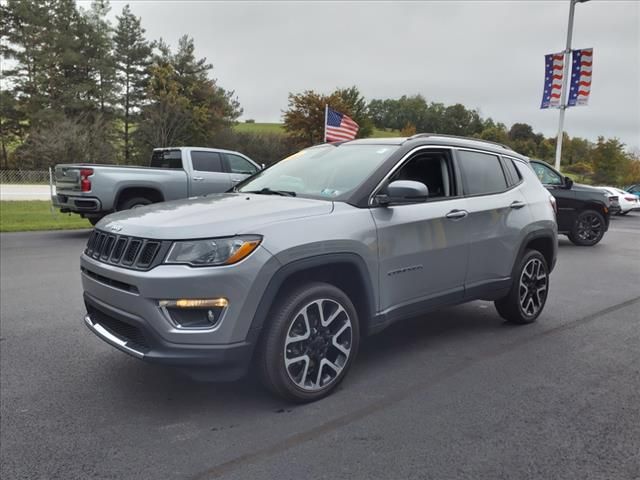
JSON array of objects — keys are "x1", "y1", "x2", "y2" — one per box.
[{"x1": 52, "y1": 147, "x2": 261, "y2": 225}]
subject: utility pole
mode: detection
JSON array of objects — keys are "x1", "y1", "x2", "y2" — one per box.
[{"x1": 555, "y1": 0, "x2": 590, "y2": 171}]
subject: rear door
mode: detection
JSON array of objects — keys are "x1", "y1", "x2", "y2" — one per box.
[
  {"x1": 223, "y1": 152, "x2": 260, "y2": 187},
  {"x1": 455, "y1": 149, "x2": 531, "y2": 296},
  {"x1": 530, "y1": 161, "x2": 576, "y2": 231},
  {"x1": 188, "y1": 150, "x2": 232, "y2": 196}
]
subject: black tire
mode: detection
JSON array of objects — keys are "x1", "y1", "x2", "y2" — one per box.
[
  {"x1": 495, "y1": 249, "x2": 549, "y2": 325},
  {"x1": 118, "y1": 196, "x2": 152, "y2": 211},
  {"x1": 257, "y1": 282, "x2": 360, "y2": 403},
  {"x1": 568, "y1": 209, "x2": 606, "y2": 246},
  {"x1": 86, "y1": 215, "x2": 103, "y2": 226}
]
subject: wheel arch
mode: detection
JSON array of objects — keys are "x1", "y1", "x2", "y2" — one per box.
[
  {"x1": 247, "y1": 253, "x2": 377, "y2": 345},
  {"x1": 516, "y1": 229, "x2": 557, "y2": 274},
  {"x1": 115, "y1": 186, "x2": 164, "y2": 210}
]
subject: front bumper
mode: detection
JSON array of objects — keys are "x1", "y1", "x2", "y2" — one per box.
[
  {"x1": 84, "y1": 293, "x2": 252, "y2": 381},
  {"x1": 80, "y1": 245, "x2": 281, "y2": 380}
]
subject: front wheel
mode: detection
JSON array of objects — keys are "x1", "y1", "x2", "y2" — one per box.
[
  {"x1": 257, "y1": 282, "x2": 360, "y2": 403},
  {"x1": 568, "y1": 209, "x2": 606, "y2": 246},
  {"x1": 495, "y1": 250, "x2": 549, "y2": 324}
]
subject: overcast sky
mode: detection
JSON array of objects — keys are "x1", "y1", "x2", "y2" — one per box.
[{"x1": 101, "y1": 0, "x2": 639, "y2": 150}]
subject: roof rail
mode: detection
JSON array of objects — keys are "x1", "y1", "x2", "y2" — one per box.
[{"x1": 407, "y1": 133, "x2": 513, "y2": 151}]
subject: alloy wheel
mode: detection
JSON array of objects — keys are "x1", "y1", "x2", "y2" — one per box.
[
  {"x1": 576, "y1": 213, "x2": 602, "y2": 242},
  {"x1": 283, "y1": 299, "x2": 353, "y2": 392},
  {"x1": 518, "y1": 258, "x2": 548, "y2": 317}
]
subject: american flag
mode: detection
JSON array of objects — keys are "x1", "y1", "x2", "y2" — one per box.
[
  {"x1": 325, "y1": 106, "x2": 359, "y2": 142},
  {"x1": 540, "y1": 52, "x2": 564, "y2": 109},
  {"x1": 568, "y1": 48, "x2": 593, "y2": 107}
]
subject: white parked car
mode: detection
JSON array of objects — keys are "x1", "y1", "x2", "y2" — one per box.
[{"x1": 598, "y1": 187, "x2": 640, "y2": 215}]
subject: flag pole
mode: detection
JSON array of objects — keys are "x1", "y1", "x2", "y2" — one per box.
[
  {"x1": 324, "y1": 104, "x2": 328, "y2": 143},
  {"x1": 554, "y1": 0, "x2": 579, "y2": 171}
]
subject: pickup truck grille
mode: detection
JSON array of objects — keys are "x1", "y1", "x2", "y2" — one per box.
[{"x1": 85, "y1": 230, "x2": 168, "y2": 270}]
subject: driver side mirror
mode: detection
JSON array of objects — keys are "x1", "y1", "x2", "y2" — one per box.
[
  {"x1": 376, "y1": 180, "x2": 429, "y2": 206},
  {"x1": 564, "y1": 176, "x2": 574, "y2": 189}
]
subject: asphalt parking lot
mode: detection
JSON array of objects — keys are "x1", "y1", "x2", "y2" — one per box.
[{"x1": 1, "y1": 214, "x2": 639, "y2": 480}]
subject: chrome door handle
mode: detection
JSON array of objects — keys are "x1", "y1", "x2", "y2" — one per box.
[
  {"x1": 231, "y1": 179, "x2": 241, "y2": 184},
  {"x1": 510, "y1": 201, "x2": 526, "y2": 209},
  {"x1": 192, "y1": 176, "x2": 204, "y2": 181},
  {"x1": 446, "y1": 209, "x2": 468, "y2": 220}
]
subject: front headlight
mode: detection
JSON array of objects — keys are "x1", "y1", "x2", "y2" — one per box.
[{"x1": 165, "y1": 235, "x2": 262, "y2": 266}]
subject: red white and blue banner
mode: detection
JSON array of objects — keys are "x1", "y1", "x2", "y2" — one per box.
[
  {"x1": 567, "y1": 48, "x2": 593, "y2": 106},
  {"x1": 540, "y1": 52, "x2": 564, "y2": 109},
  {"x1": 324, "y1": 106, "x2": 359, "y2": 142}
]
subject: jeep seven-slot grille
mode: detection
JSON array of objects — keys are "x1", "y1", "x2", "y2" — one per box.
[{"x1": 85, "y1": 230, "x2": 165, "y2": 270}]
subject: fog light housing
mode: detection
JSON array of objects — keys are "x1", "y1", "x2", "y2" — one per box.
[{"x1": 159, "y1": 298, "x2": 228, "y2": 329}]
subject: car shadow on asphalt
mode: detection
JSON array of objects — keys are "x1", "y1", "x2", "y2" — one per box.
[{"x1": 88, "y1": 302, "x2": 509, "y2": 412}]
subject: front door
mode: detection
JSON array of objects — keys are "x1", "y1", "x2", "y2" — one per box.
[
  {"x1": 223, "y1": 153, "x2": 259, "y2": 187},
  {"x1": 531, "y1": 161, "x2": 576, "y2": 231},
  {"x1": 371, "y1": 149, "x2": 469, "y2": 316}
]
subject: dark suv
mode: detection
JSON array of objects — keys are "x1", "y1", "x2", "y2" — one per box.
[{"x1": 530, "y1": 160, "x2": 610, "y2": 246}]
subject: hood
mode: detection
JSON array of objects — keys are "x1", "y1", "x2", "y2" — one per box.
[
  {"x1": 96, "y1": 193, "x2": 334, "y2": 239},
  {"x1": 572, "y1": 183, "x2": 608, "y2": 194}
]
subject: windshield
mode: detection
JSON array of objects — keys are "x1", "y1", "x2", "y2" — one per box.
[{"x1": 237, "y1": 144, "x2": 398, "y2": 199}]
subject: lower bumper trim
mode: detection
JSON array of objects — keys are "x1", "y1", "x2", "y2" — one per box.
[{"x1": 84, "y1": 314, "x2": 146, "y2": 359}]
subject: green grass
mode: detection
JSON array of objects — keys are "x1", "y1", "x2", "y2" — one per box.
[
  {"x1": 0, "y1": 201, "x2": 91, "y2": 232},
  {"x1": 233, "y1": 122, "x2": 401, "y2": 139}
]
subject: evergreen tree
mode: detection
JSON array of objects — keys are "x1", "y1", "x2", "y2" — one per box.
[{"x1": 113, "y1": 4, "x2": 151, "y2": 162}]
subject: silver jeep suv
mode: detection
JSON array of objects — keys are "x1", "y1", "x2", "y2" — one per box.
[{"x1": 82, "y1": 134, "x2": 557, "y2": 402}]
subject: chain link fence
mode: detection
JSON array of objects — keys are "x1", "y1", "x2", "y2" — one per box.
[{"x1": 0, "y1": 170, "x2": 50, "y2": 184}]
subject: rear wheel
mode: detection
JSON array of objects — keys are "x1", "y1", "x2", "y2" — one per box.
[
  {"x1": 118, "y1": 196, "x2": 152, "y2": 211},
  {"x1": 495, "y1": 249, "x2": 549, "y2": 324},
  {"x1": 568, "y1": 209, "x2": 605, "y2": 246},
  {"x1": 257, "y1": 282, "x2": 359, "y2": 403}
]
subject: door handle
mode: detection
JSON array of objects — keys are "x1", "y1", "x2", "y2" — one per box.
[
  {"x1": 446, "y1": 209, "x2": 468, "y2": 220},
  {"x1": 231, "y1": 179, "x2": 241, "y2": 184},
  {"x1": 192, "y1": 176, "x2": 204, "y2": 182},
  {"x1": 510, "y1": 201, "x2": 526, "y2": 209}
]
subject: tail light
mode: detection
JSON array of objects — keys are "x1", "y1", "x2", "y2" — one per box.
[
  {"x1": 80, "y1": 168, "x2": 93, "y2": 192},
  {"x1": 624, "y1": 196, "x2": 637, "y2": 202}
]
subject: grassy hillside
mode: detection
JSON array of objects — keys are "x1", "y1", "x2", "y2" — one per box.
[{"x1": 233, "y1": 122, "x2": 401, "y2": 139}]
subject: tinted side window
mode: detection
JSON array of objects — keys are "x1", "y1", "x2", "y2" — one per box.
[
  {"x1": 150, "y1": 150, "x2": 182, "y2": 169},
  {"x1": 503, "y1": 158, "x2": 522, "y2": 186},
  {"x1": 191, "y1": 151, "x2": 223, "y2": 173},
  {"x1": 225, "y1": 153, "x2": 257, "y2": 175},
  {"x1": 458, "y1": 150, "x2": 508, "y2": 195},
  {"x1": 531, "y1": 162, "x2": 563, "y2": 185}
]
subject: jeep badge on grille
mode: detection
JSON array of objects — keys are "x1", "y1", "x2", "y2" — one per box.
[{"x1": 109, "y1": 224, "x2": 123, "y2": 232}]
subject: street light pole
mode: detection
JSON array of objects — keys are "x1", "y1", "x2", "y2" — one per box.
[
  {"x1": 554, "y1": 1, "x2": 576, "y2": 171},
  {"x1": 554, "y1": 0, "x2": 589, "y2": 171}
]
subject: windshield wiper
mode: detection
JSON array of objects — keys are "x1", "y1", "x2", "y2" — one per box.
[{"x1": 244, "y1": 187, "x2": 296, "y2": 197}]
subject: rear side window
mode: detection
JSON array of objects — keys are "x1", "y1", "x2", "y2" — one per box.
[
  {"x1": 502, "y1": 158, "x2": 522, "y2": 186},
  {"x1": 225, "y1": 153, "x2": 258, "y2": 175},
  {"x1": 150, "y1": 150, "x2": 182, "y2": 169},
  {"x1": 457, "y1": 150, "x2": 508, "y2": 195},
  {"x1": 191, "y1": 151, "x2": 223, "y2": 172}
]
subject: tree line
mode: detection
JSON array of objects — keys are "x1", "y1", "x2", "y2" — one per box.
[
  {"x1": 283, "y1": 91, "x2": 639, "y2": 186},
  {"x1": 1, "y1": 0, "x2": 638, "y2": 186},
  {"x1": 1, "y1": 0, "x2": 241, "y2": 169}
]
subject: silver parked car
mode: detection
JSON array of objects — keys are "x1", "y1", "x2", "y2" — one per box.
[{"x1": 81, "y1": 134, "x2": 557, "y2": 402}]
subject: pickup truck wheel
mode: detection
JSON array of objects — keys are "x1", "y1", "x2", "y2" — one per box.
[
  {"x1": 118, "y1": 197, "x2": 152, "y2": 211},
  {"x1": 495, "y1": 249, "x2": 549, "y2": 325},
  {"x1": 568, "y1": 209, "x2": 606, "y2": 246},
  {"x1": 86, "y1": 216, "x2": 103, "y2": 226},
  {"x1": 257, "y1": 282, "x2": 360, "y2": 403}
]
